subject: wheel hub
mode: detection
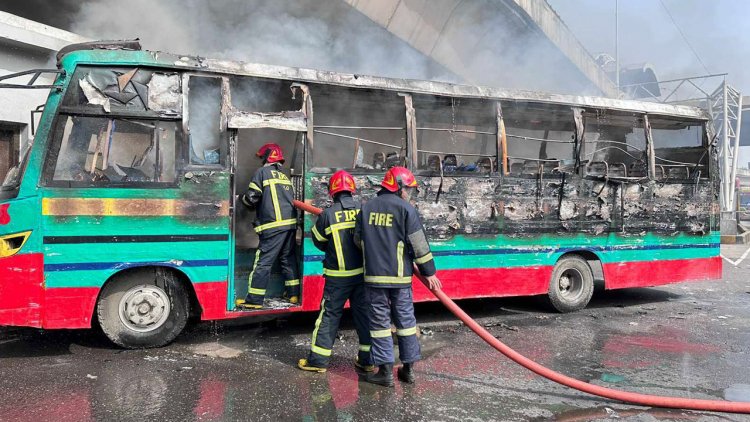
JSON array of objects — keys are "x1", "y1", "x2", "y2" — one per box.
[
  {"x1": 119, "y1": 285, "x2": 171, "y2": 333},
  {"x1": 558, "y1": 269, "x2": 583, "y2": 299}
]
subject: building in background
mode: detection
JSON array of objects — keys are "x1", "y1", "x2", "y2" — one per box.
[{"x1": 0, "y1": 11, "x2": 87, "y2": 181}]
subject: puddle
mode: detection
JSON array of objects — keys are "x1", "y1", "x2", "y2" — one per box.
[
  {"x1": 724, "y1": 384, "x2": 750, "y2": 401},
  {"x1": 191, "y1": 342, "x2": 243, "y2": 358}
]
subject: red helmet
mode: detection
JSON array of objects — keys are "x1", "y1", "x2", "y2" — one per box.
[
  {"x1": 329, "y1": 170, "x2": 356, "y2": 196},
  {"x1": 381, "y1": 166, "x2": 417, "y2": 192},
  {"x1": 256, "y1": 143, "x2": 284, "y2": 164}
]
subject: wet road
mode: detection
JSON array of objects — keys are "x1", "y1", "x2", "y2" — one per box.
[{"x1": 2, "y1": 246, "x2": 750, "y2": 421}]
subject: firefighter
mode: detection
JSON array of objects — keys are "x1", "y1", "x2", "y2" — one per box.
[
  {"x1": 297, "y1": 170, "x2": 374, "y2": 373},
  {"x1": 235, "y1": 143, "x2": 300, "y2": 310},
  {"x1": 354, "y1": 166, "x2": 442, "y2": 387}
]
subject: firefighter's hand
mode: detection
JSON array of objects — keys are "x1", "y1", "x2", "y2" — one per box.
[{"x1": 424, "y1": 274, "x2": 442, "y2": 291}]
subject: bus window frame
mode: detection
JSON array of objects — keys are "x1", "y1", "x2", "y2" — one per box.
[
  {"x1": 500, "y1": 101, "x2": 578, "y2": 180},
  {"x1": 41, "y1": 113, "x2": 183, "y2": 189},
  {"x1": 412, "y1": 95, "x2": 499, "y2": 178},
  {"x1": 182, "y1": 73, "x2": 230, "y2": 172}
]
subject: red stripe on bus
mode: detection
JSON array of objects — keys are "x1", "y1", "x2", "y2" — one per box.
[
  {"x1": 0, "y1": 253, "x2": 44, "y2": 327},
  {"x1": 603, "y1": 256, "x2": 721, "y2": 289}
]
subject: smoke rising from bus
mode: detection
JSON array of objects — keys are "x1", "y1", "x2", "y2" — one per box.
[{"x1": 66, "y1": 0, "x2": 597, "y2": 95}]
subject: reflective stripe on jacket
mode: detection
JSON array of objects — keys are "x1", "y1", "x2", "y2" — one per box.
[
  {"x1": 312, "y1": 194, "x2": 364, "y2": 278},
  {"x1": 354, "y1": 190, "x2": 436, "y2": 288},
  {"x1": 242, "y1": 163, "x2": 297, "y2": 235}
]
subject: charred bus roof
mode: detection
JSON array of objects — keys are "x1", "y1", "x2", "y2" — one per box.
[{"x1": 56, "y1": 40, "x2": 709, "y2": 121}]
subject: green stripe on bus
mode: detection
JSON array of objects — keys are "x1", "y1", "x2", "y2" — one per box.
[
  {"x1": 42, "y1": 216, "x2": 229, "y2": 235},
  {"x1": 45, "y1": 267, "x2": 226, "y2": 288}
]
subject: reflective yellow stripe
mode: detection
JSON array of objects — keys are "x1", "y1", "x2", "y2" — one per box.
[
  {"x1": 311, "y1": 225, "x2": 327, "y2": 242},
  {"x1": 323, "y1": 267, "x2": 364, "y2": 277},
  {"x1": 370, "y1": 329, "x2": 392, "y2": 338},
  {"x1": 323, "y1": 221, "x2": 355, "y2": 235},
  {"x1": 248, "y1": 287, "x2": 266, "y2": 296},
  {"x1": 285, "y1": 279, "x2": 300, "y2": 286},
  {"x1": 396, "y1": 326, "x2": 417, "y2": 336},
  {"x1": 365, "y1": 276, "x2": 412, "y2": 284},
  {"x1": 269, "y1": 179, "x2": 282, "y2": 221},
  {"x1": 396, "y1": 241, "x2": 404, "y2": 277},
  {"x1": 359, "y1": 344, "x2": 371, "y2": 352},
  {"x1": 262, "y1": 178, "x2": 293, "y2": 187},
  {"x1": 332, "y1": 230, "x2": 346, "y2": 270},
  {"x1": 311, "y1": 345, "x2": 332, "y2": 357},
  {"x1": 247, "y1": 249, "x2": 261, "y2": 292},
  {"x1": 310, "y1": 299, "x2": 328, "y2": 356},
  {"x1": 414, "y1": 252, "x2": 433, "y2": 265},
  {"x1": 249, "y1": 182, "x2": 262, "y2": 192},
  {"x1": 255, "y1": 218, "x2": 296, "y2": 232}
]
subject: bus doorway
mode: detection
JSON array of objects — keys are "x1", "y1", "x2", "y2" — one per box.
[{"x1": 231, "y1": 128, "x2": 305, "y2": 310}]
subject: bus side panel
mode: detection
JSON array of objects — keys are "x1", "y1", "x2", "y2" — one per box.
[
  {"x1": 603, "y1": 256, "x2": 721, "y2": 290},
  {"x1": 0, "y1": 196, "x2": 43, "y2": 328}
]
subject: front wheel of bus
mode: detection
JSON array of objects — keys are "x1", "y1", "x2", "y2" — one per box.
[
  {"x1": 548, "y1": 256, "x2": 594, "y2": 313},
  {"x1": 97, "y1": 268, "x2": 190, "y2": 349}
]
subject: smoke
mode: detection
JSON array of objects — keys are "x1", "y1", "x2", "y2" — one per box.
[
  {"x1": 65, "y1": 0, "x2": 606, "y2": 95},
  {"x1": 69, "y1": 0, "x2": 457, "y2": 84}
]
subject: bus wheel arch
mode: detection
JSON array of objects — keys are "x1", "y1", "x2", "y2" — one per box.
[
  {"x1": 95, "y1": 266, "x2": 197, "y2": 348},
  {"x1": 547, "y1": 252, "x2": 598, "y2": 313}
]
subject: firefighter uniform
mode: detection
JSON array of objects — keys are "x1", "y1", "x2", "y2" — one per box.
[
  {"x1": 241, "y1": 161, "x2": 299, "y2": 306},
  {"x1": 354, "y1": 190, "x2": 436, "y2": 367},
  {"x1": 302, "y1": 192, "x2": 372, "y2": 369}
]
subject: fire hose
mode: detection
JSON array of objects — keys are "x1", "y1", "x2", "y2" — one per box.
[{"x1": 293, "y1": 199, "x2": 750, "y2": 414}]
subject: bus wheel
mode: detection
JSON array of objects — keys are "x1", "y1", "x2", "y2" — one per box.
[
  {"x1": 97, "y1": 268, "x2": 190, "y2": 349},
  {"x1": 548, "y1": 256, "x2": 594, "y2": 313}
]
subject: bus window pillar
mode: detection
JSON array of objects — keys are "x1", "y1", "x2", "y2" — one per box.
[
  {"x1": 496, "y1": 102, "x2": 508, "y2": 176},
  {"x1": 573, "y1": 107, "x2": 585, "y2": 177},
  {"x1": 643, "y1": 114, "x2": 656, "y2": 179},
  {"x1": 401, "y1": 93, "x2": 418, "y2": 170}
]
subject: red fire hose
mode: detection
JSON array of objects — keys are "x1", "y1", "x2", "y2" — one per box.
[{"x1": 293, "y1": 200, "x2": 750, "y2": 414}]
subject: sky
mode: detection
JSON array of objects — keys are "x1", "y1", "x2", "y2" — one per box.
[{"x1": 548, "y1": 0, "x2": 750, "y2": 165}]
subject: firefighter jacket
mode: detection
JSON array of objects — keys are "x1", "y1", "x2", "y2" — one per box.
[
  {"x1": 242, "y1": 162, "x2": 297, "y2": 235},
  {"x1": 354, "y1": 190, "x2": 436, "y2": 288},
  {"x1": 311, "y1": 194, "x2": 364, "y2": 278}
]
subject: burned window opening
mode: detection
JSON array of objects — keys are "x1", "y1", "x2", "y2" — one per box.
[
  {"x1": 503, "y1": 102, "x2": 576, "y2": 177},
  {"x1": 226, "y1": 77, "x2": 306, "y2": 131},
  {"x1": 309, "y1": 86, "x2": 407, "y2": 173},
  {"x1": 583, "y1": 110, "x2": 648, "y2": 180},
  {"x1": 649, "y1": 116, "x2": 708, "y2": 180},
  {"x1": 186, "y1": 76, "x2": 225, "y2": 166},
  {"x1": 44, "y1": 115, "x2": 178, "y2": 187},
  {"x1": 63, "y1": 66, "x2": 181, "y2": 116},
  {"x1": 414, "y1": 96, "x2": 496, "y2": 176}
]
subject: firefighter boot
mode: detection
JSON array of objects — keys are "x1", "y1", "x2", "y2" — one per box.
[
  {"x1": 354, "y1": 356, "x2": 375, "y2": 374},
  {"x1": 235, "y1": 298, "x2": 263, "y2": 310},
  {"x1": 364, "y1": 364, "x2": 394, "y2": 387},
  {"x1": 397, "y1": 362, "x2": 415, "y2": 384},
  {"x1": 297, "y1": 358, "x2": 327, "y2": 373}
]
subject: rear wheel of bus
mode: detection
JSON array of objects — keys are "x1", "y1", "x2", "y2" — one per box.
[
  {"x1": 97, "y1": 267, "x2": 190, "y2": 349},
  {"x1": 548, "y1": 255, "x2": 594, "y2": 313}
]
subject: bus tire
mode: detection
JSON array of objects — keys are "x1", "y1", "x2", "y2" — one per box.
[
  {"x1": 97, "y1": 267, "x2": 190, "y2": 349},
  {"x1": 547, "y1": 256, "x2": 594, "y2": 313}
]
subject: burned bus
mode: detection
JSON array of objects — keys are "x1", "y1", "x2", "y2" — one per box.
[{"x1": 0, "y1": 41, "x2": 720, "y2": 348}]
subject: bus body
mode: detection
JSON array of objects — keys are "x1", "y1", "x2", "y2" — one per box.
[{"x1": 0, "y1": 41, "x2": 720, "y2": 347}]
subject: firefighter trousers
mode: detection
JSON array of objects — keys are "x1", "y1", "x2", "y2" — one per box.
[
  {"x1": 246, "y1": 229, "x2": 300, "y2": 305},
  {"x1": 307, "y1": 276, "x2": 372, "y2": 367},
  {"x1": 366, "y1": 286, "x2": 421, "y2": 366}
]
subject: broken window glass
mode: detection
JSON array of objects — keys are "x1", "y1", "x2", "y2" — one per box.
[
  {"x1": 503, "y1": 102, "x2": 576, "y2": 176},
  {"x1": 63, "y1": 66, "x2": 166, "y2": 113},
  {"x1": 414, "y1": 96, "x2": 496, "y2": 175},
  {"x1": 310, "y1": 86, "x2": 407, "y2": 172},
  {"x1": 46, "y1": 115, "x2": 177, "y2": 185},
  {"x1": 650, "y1": 117, "x2": 708, "y2": 180},
  {"x1": 583, "y1": 111, "x2": 646, "y2": 179},
  {"x1": 187, "y1": 76, "x2": 224, "y2": 166}
]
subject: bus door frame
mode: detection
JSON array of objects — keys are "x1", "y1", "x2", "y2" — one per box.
[{"x1": 225, "y1": 81, "x2": 311, "y2": 311}]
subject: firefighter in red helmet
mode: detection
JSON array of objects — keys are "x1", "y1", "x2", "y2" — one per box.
[
  {"x1": 298, "y1": 170, "x2": 374, "y2": 373},
  {"x1": 354, "y1": 166, "x2": 442, "y2": 386},
  {"x1": 236, "y1": 143, "x2": 300, "y2": 309}
]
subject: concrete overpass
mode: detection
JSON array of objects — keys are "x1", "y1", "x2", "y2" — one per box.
[{"x1": 345, "y1": 0, "x2": 619, "y2": 97}]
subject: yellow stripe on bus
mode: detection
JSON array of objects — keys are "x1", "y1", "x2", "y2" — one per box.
[{"x1": 41, "y1": 198, "x2": 230, "y2": 217}]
